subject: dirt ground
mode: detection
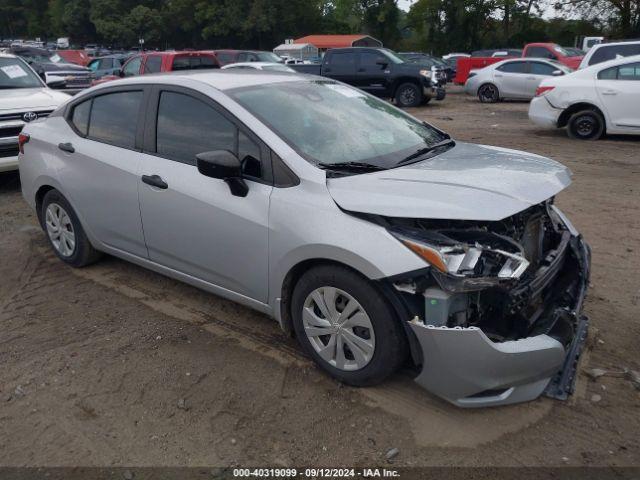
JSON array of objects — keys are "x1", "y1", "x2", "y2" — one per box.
[{"x1": 0, "y1": 86, "x2": 639, "y2": 469}]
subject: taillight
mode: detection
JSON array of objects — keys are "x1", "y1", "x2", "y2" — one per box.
[
  {"x1": 18, "y1": 133, "x2": 30, "y2": 154},
  {"x1": 535, "y1": 86, "x2": 555, "y2": 97}
]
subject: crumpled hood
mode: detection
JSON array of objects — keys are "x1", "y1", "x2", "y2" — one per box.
[
  {"x1": 326, "y1": 142, "x2": 572, "y2": 221},
  {"x1": 0, "y1": 88, "x2": 70, "y2": 111}
]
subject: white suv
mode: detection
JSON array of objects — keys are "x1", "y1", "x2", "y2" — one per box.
[
  {"x1": 529, "y1": 55, "x2": 640, "y2": 139},
  {"x1": 0, "y1": 54, "x2": 70, "y2": 172},
  {"x1": 578, "y1": 41, "x2": 640, "y2": 69}
]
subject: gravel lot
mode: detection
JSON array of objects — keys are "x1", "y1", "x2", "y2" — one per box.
[{"x1": 0, "y1": 86, "x2": 638, "y2": 468}]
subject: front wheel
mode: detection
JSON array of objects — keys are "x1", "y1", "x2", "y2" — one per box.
[
  {"x1": 567, "y1": 109, "x2": 604, "y2": 140},
  {"x1": 478, "y1": 83, "x2": 499, "y2": 103},
  {"x1": 395, "y1": 83, "x2": 422, "y2": 108},
  {"x1": 291, "y1": 265, "x2": 407, "y2": 386}
]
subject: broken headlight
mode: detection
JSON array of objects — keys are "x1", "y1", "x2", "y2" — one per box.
[{"x1": 389, "y1": 227, "x2": 530, "y2": 292}]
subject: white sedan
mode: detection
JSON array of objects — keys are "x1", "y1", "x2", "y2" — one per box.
[
  {"x1": 0, "y1": 53, "x2": 70, "y2": 172},
  {"x1": 464, "y1": 58, "x2": 572, "y2": 103},
  {"x1": 529, "y1": 55, "x2": 640, "y2": 139},
  {"x1": 221, "y1": 62, "x2": 296, "y2": 73}
]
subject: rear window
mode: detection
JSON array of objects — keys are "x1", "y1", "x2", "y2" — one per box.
[
  {"x1": 589, "y1": 43, "x2": 640, "y2": 66},
  {"x1": 172, "y1": 55, "x2": 218, "y2": 71},
  {"x1": 71, "y1": 100, "x2": 91, "y2": 135},
  {"x1": 86, "y1": 91, "x2": 143, "y2": 148}
]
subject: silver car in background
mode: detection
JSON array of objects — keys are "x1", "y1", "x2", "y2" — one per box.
[
  {"x1": 465, "y1": 58, "x2": 573, "y2": 103},
  {"x1": 19, "y1": 71, "x2": 590, "y2": 407}
]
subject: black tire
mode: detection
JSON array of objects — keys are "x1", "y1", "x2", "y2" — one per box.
[
  {"x1": 567, "y1": 109, "x2": 604, "y2": 140},
  {"x1": 41, "y1": 189, "x2": 102, "y2": 267},
  {"x1": 478, "y1": 83, "x2": 499, "y2": 103},
  {"x1": 421, "y1": 96, "x2": 432, "y2": 105},
  {"x1": 291, "y1": 265, "x2": 407, "y2": 387},
  {"x1": 395, "y1": 82, "x2": 422, "y2": 108}
]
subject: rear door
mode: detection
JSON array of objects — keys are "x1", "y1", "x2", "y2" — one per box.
[
  {"x1": 596, "y1": 62, "x2": 640, "y2": 129},
  {"x1": 137, "y1": 86, "x2": 272, "y2": 301},
  {"x1": 323, "y1": 51, "x2": 357, "y2": 84},
  {"x1": 59, "y1": 87, "x2": 149, "y2": 257},
  {"x1": 494, "y1": 61, "x2": 528, "y2": 98}
]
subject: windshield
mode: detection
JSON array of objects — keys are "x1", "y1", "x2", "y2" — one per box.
[
  {"x1": 381, "y1": 49, "x2": 405, "y2": 64},
  {"x1": 229, "y1": 80, "x2": 445, "y2": 168},
  {"x1": 256, "y1": 52, "x2": 283, "y2": 63},
  {"x1": 553, "y1": 45, "x2": 572, "y2": 57},
  {"x1": 0, "y1": 57, "x2": 44, "y2": 88}
]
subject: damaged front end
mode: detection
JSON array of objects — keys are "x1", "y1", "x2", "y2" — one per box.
[{"x1": 379, "y1": 200, "x2": 591, "y2": 407}]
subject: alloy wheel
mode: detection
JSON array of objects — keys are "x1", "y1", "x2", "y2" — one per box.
[
  {"x1": 574, "y1": 115, "x2": 595, "y2": 137},
  {"x1": 400, "y1": 87, "x2": 416, "y2": 106},
  {"x1": 302, "y1": 287, "x2": 375, "y2": 371},
  {"x1": 45, "y1": 203, "x2": 76, "y2": 257}
]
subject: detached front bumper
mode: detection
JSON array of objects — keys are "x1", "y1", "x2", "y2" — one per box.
[{"x1": 407, "y1": 234, "x2": 591, "y2": 408}]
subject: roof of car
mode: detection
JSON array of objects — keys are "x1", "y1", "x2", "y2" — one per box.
[
  {"x1": 90, "y1": 69, "x2": 308, "y2": 92},
  {"x1": 221, "y1": 62, "x2": 289, "y2": 69}
]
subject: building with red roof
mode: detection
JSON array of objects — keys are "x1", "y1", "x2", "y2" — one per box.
[{"x1": 293, "y1": 35, "x2": 382, "y2": 52}]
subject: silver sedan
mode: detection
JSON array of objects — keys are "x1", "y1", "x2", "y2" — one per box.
[
  {"x1": 464, "y1": 58, "x2": 573, "y2": 102},
  {"x1": 19, "y1": 71, "x2": 589, "y2": 407}
]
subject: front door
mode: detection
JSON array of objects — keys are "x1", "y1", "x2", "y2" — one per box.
[
  {"x1": 525, "y1": 61, "x2": 560, "y2": 98},
  {"x1": 137, "y1": 87, "x2": 272, "y2": 302},
  {"x1": 597, "y1": 61, "x2": 640, "y2": 129},
  {"x1": 355, "y1": 51, "x2": 391, "y2": 95},
  {"x1": 493, "y1": 60, "x2": 528, "y2": 98}
]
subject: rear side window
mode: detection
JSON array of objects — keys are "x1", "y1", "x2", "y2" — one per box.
[
  {"x1": 156, "y1": 91, "x2": 236, "y2": 164},
  {"x1": 329, "y1": 52, "x2": 356, "y2": 66},
  {"x1": 497, "y1": 61, "x2": 526, "y2": 73},
  {"x1": 87, "y1": 91, "x2": 143, "y2": 148},
  {"x1": 144, "y1": 56, "x2": 162, "y2": 73},
  {"x1": 71, "y1": 100, "x2": 91, "y2": 135},
  {"x1": 618, "y1": 62, "x2": 640, "y2": 80}
]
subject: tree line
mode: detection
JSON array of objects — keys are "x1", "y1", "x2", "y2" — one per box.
[{"x1": 0, "y1": 0, "x2": 636, "y2": 54}]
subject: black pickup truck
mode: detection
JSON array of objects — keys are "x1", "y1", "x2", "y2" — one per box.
[{"x1": 290, "y1": 47, "x2": 446, "y2": 108}]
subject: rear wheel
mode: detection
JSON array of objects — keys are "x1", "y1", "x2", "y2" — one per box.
[
  {"x1": 291, "y1": 265, "x2": 407, "y2": 386},
  {"x1": 395, "y1": 83, "x2": 422, "y2": 108},
  {"x1": 42, "y1": 189, "x2": 102, "y2": 267},
  {"x1": 478, "y1": 83, "x2": 499, "y2": 103},
  {"x1": 567, "y1": 109, "x2": 604, "y2": 140}
]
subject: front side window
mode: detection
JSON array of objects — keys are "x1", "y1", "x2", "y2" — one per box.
[
  {"x1": 529, "y1": 62, "x2": 557, "y2": 75},
  {"x1": 144, "y1": 56, "x2": 162, "y2": 74},
  {"x1": 229, "y1": 80, "x2": 445, "y2": 168},
  {"x1": 617, "y1": 62, "x2": 640, "y2": 80},
  {"x1": 156, "y1": 91, "x2": 236, "y2": 165},
  {"x1": 256, "y1": 52, "x2": 282, "y2": 63},
  {"x1": 87, "y1": 91, "x2": 143, "y2": 148},
  {"x1": 0, "y1": 57, "x2": 44, "y2": 88},
  {"x1": 360, "y1": 52, "x2": 387, "y2": 69},
  {"x1": 123, "y1": 56, "x2": 142, "y2": 76},
  {"x1": 497, "y1": 61, "x2": 526, "y2": 73},
  {"x1": 87, "y1": 59, "x2": 100, "y2": 72},
  {"x1": 525, "y1": 47, "x2": 554, "y2": 59}
]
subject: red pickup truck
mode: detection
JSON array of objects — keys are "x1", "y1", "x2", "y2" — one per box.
[
  {"x1": 94, "y1": 51, "x2": 220, "y2": 85},
  {"x1": 455, "y1": 43, "x2": 583, "y2": 84}
]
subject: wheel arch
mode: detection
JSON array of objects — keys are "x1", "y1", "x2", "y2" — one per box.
[
  {"x1": 558, "y1": 102, "x2": 606, "y2": 129},
  {"x1": 277, "y1": 257, "x2": 422, "y2": 369}
]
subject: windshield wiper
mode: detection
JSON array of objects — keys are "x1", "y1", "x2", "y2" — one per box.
[
  {"x1": 396, "y1": 138, "x2": 456, "y2": 166},
  {"x1": 318, "y1": 161, "x2": 386, "y2": 172}
]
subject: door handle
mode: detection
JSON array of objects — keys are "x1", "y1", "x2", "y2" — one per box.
[
  {"x1": 141, "y1": 174, "x2": 168, "y2": 189},
  {"x1": 495, "y1": 74, "x2": 503, "y2": 78},
  {"x1": 527, "y1": 76, "x2": 536, "y2": 80},
  {"x1": 58, "y1": 142, "x2": 75, "y2": 153},
  {"x1": 602, "y1": 90, "x2": 618, "y2": 95},
  {"x1": 357, "y1": 68, "x2": 365, "y2": 72}
]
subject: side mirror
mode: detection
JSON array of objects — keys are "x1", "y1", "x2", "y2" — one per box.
[
  {"x1": 46, "y1": 78, "x2": 66, "y2": 89},
  {"x1": 118, "y1": 69, "x2": 125, "y2": 77},
  {"x1": 196, "y1": 150, "x2": 248, "y2": 197},
  {"x1": 552, "y1": 69, "x2": 563, "y2": 76}
]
